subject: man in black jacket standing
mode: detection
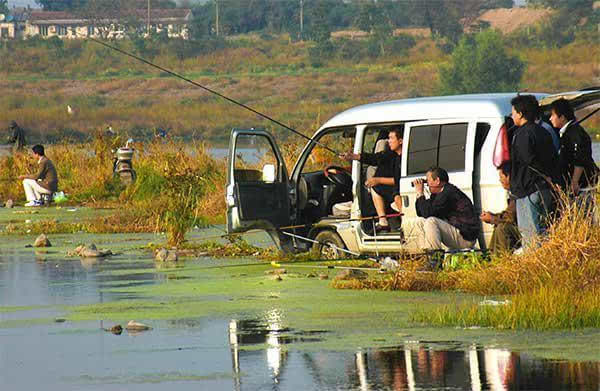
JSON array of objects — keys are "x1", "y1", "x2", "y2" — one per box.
[
  {"x1": 550, "y1": 98, "x2": 599, "y2": 195},
  {"x1": 413, "y1": 167, "x2": 480, "y2": 250},
  {"x1": 550, "y1": 98, "x2": 599, "y2": 220},
  {"x1": 510, "y1": 95, "x2": 558, "y2": 249}
]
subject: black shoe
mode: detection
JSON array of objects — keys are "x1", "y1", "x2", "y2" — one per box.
[{"x1": 375, "y1": 223, "x2": 391, "y2": 233}]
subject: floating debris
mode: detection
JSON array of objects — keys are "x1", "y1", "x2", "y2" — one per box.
[
  {"x1": 104, "y1": 325, "x2": 123, "y2": 335},
  {"x1": 265, "y1": 268, "x2": 287, "y2": 275},
  {"x1": 125, "y1": 320, "x2": 152, "y2": 331},
  {"x1": 479, "y1": 299, "x2": 511, "y2": 306}
]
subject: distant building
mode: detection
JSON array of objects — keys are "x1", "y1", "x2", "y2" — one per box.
[
  {"x1": 3, "y1": 8, "x2": 192, "y2": 40},
  {"x1": 0, "y1": 7, "x2": 29, "y2": 39}
]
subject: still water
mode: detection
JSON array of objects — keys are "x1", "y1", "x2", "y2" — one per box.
[{"x1": 1, "y1": 250, "x2": 599, "y2": 391}]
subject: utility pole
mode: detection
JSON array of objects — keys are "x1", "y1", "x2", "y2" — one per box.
[
  {"x1": 147, "y1": 0, "x2": 150, "y2": 37},
  {"x1": 215, "y1": 0, "x2": 219, "y2": 36},
  {"x1": 300, "y1": 0, "x2": 303, "y2": 41}
]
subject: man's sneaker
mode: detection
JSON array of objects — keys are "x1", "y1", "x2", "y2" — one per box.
[{"x1": 24, "y1": 200, "x2": 42, "y2": 207}]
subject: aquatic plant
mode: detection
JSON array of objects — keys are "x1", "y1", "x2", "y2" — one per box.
[{"x1": 415, "y1": 189, "x2": 600, "y2": 329}]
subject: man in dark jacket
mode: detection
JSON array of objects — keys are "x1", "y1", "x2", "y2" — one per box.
[
  {"x1": 341, "y1": 127, "x2": 403, "y2": 232},
  {"x1": 480, "y1": 162, "x2": 520, "y2": 253},
  {"x1": 413, "y1": 166, "x2": 480, "y2": 250},
  {"x1": 18, "y1": 144, "x2": 58, "y2": 207},
  {"x1": 549, "y1": 98, "x2": 599, "y2": 194},
  {"x1": 510, "y1": 95, "x2": 558, "y2": 249},
  {"x1": 7, "y1": 120, "x2": 26, "y2": 151}
]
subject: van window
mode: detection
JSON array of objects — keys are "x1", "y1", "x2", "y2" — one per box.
[
  {"x1": 407, "y1": 123, "x2": 468, "y2": 175},
  {"x1": 234, "y1": 134, "x2": 279, "y2": 182},
  {"x1": 407, "y1": 125, "x2": 439, "y2": 175}
]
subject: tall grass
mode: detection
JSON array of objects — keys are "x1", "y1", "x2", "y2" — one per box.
[
  {"x1": 0, "y1": 137, "x2": 226, "y2": 246},
  {"x1": 413, "y1": 190, "x2": 600, "y2": 329}
]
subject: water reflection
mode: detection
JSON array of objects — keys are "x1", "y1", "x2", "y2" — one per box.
[{"x1": 228, "y1": 319, "x2": 600, "y2": 390}]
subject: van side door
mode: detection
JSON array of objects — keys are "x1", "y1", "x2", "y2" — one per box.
[
  {"x1": 226, "y1": 129, "x2": 292, "y2": 234},
  {"x1": 399, "y1": 120, "x2": 476, "y2": 250}
]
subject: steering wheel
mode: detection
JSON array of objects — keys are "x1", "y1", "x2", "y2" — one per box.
[{"x1": 323, "y1": 165, "x2": 352, "y2": 189}]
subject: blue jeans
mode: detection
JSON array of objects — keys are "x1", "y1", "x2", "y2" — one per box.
[{"x1": 516, "y1": 188, "x2": 554, "y2": 249}]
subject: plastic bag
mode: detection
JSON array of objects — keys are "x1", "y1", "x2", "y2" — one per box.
[{"x1": 53, "y1": 191, "x2": 68, "y2": 203}]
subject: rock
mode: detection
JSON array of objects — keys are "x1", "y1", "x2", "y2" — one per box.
[
  {"x1": 306, "y1": 272, "x2": 317, "y2": 278},
  {"x1": 165, "y1": 250, "x2": 178, "y2": 262},
  {"x1": 154, "y1": 248, "x2": 177, "y2": 262},
  {"x1": 265, "y1": 268, "x2": 287, "y2": 275},
  {"x1": 74, "y1": 244, "x2": 112, "y2": 258},
  {"x1": 334, "y1": 269, "x2": 369, "y2": 281},
  {"x1": 318, "y1": 273, "x2": 329, "y2": 280},
  {"x1": 5, "y1": 199, "x2": 13, "y2": 208},
  {"x1": 272, "y1": 274, "x2": 283, "y2": 281},
  {"x1": 125, "y1": 320, "x2": 152, "y2": 331},
  {"x1": 107, "y1": 325, "x2": 123, "y2": 335},
  {"x1": 34, "y1": 234, "x2": 51, "y2": 247}
]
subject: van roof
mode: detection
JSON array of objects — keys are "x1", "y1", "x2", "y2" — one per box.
[{"x1": 320, "y1": 93, "x2": 548, "y2": 129}]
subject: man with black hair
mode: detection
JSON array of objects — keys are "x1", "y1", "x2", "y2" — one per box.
[
  {"x1": 480, "y1": 162, "x2": 520, "y2": 253},
  {"x1": 413, "y1": 166, "x2": 480, "y2": 250},
  {"x1": 18, "y1": 144, "x2": 58, "y2": 207},
  {"x1": 510, "y1": 94, "x2": 558, "y2": 249},
  {"x1": 550, "y1": 98, "x2": 599, "y2": 195},
  {"x1": 341, "y1": 127, "x2": 404, "y2": 232}
]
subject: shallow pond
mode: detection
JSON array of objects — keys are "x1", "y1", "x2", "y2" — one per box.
[{"x1": 1, "y1": 222, "x2": 599, "y2": 390}]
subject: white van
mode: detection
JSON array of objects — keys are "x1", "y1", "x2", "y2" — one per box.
[{"x1": 226, "y1": 90, "x2": 600, "y2": 258}]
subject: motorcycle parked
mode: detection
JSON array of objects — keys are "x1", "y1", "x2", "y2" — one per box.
[{"x1": 112, "y1": 138, "x2": 137, "y2": 185}]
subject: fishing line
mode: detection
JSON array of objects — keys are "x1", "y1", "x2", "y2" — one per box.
[{"x1": 88, "y1": 37, "x2": 339, "y2": 155}]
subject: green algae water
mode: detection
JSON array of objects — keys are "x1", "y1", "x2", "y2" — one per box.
[{"x1": 1, "y1": 208, "x2": 600, "y2": 389}]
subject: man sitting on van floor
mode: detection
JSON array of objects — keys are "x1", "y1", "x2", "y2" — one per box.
[
  {"x1": 413, "y1": 167, "x2": 480, "y2": 250},
  {"x1": 18, "y1": 144, "x2": 58, "y2": 207},
  {"x1": 480, "y1": 163, "x2": 520, "y2": 253},
  {"x1": 341, "y1": 127, "x2": 403, "y2": 232}
]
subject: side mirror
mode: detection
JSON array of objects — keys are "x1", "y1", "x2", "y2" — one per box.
[{"x1": 262, "y1": 164, "x2": 276, "y2": 183}]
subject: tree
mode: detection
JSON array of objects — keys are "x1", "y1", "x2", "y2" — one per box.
[{"x1": 439, "y1": 30, "x2": 525, "y2": 94}]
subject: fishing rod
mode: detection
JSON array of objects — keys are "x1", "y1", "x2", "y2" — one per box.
[
  {"x1": 87, "y1": 37, "x2": 339, "y2": 155},
  {"x1": 189, "y1": 211, "x2": 405, "y2": 243}
]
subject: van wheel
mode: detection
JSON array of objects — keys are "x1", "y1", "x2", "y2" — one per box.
[{"x1": 312, "y1": 230, "x2": 347, "y2": 260}]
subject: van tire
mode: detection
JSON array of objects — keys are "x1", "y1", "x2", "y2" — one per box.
[{"x1": 312, "y1": 230, "x2": 347, "y2": 260}]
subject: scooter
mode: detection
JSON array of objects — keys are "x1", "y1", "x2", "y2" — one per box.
[{"x1": 112, "y1": 138, "x2": 137, "y2": 185}]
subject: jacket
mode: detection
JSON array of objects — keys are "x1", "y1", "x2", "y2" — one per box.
[
  {"x1": 27, "y1": 156, "x2": 58, "y2": 192},
  {"x1": 510, "y1": 121, "x2": 558, "y2": 198},
  {"x1": 360, "y1": 150, "x2": 402, "y2": 198},
  {"x1": 558, "y1": 121, "x2": 599, "y2": 189},
  {"x1": 415, "y1": 183, "x2": 480, "y2": 241},
  {"x1": 489, "y1": 198, "x2": 517, "y2": 226}
]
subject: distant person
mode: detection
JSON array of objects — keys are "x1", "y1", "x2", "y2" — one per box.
[
  {"x1": 7, "y1": 120, "x2": 26, "y2": 151},
  {"x1": 480, "y1": 163, "x2": 520, "y2": 253},
  {"x1": 510, "y1": 95, "x2": 558, "y2": 249},
  {"x1": 341, "y1": 127, "x2": 403, "y2": 232},
  {"x1": 18, "y1": 144, "x2": 58, "y2": 207},
  {"x1": 413, "y1": 166, "x2": 480, "y2": 251}
]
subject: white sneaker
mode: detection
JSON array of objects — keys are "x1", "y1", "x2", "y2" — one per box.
[{"x1": 24, "y1": 200, "x2": 37, "y2": 207}]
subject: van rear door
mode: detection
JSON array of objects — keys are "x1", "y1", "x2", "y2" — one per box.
[
  {"x1": 226, "y1": 129, "x2": 292, "y2": 234},
  {"x1": 398, "y1": 120, "x2": 477, "y2": 250},
  {"x1": 539, "y1": 88, "x2": 600, "y2": 111}
]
